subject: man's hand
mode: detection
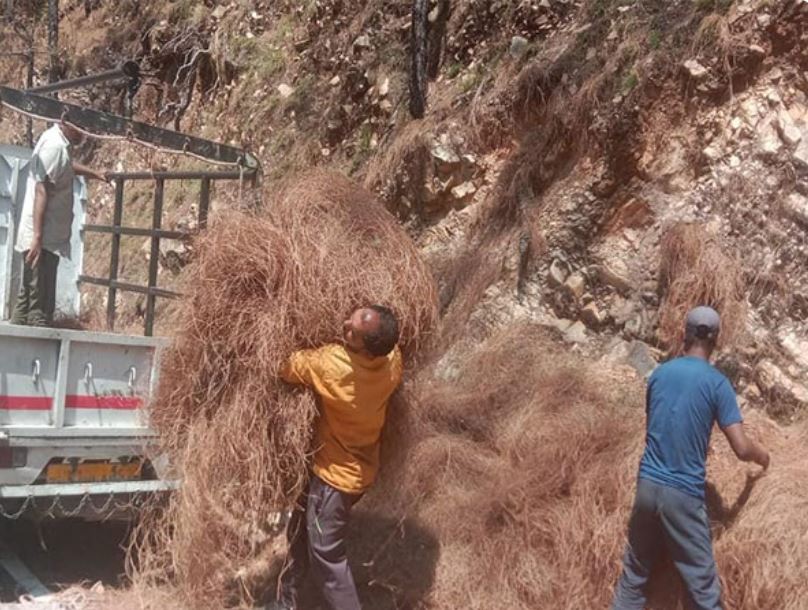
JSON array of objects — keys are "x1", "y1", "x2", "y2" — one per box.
[
  {"x1": 758, "y1": 449, "x2": 770, "y2": 471},
  {"x1": 72, "y1": 163, "x2": 113, "y2": 184},
  {"x1": 89, "y1": 169, "x2": 112, "y2": 183},
  {"x1": 26, "y1": 237, "x2": 42, "y2": 268},
  {"x1": 722, "y1": 423, "x2": 770, "y2": 471}
]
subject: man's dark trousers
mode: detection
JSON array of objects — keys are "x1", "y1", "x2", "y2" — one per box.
[
  {"x1": 279, "y1": 475, "x2": 362, "y2": 610},
  {"x1": 11, "y1": 249, "x2": 59, "y2": 326},
  {"x1": 612, "y1": 478, "x2": 722, "y2": 610}
]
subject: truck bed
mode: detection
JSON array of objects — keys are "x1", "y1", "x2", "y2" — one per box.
[{"x1": 0, "y1": 323, "x2": 174, "y2": 502}]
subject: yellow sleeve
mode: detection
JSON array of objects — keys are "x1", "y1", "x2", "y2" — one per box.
[
  {"x1": 280, "y1": 347, "x2": 329, "y2": 387},
  {"x1": 391, "y1": 346, "x2": 404, "y2": 387}
]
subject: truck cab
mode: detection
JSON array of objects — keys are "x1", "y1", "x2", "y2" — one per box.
[{"x1": 0, "y1": 144, "x2": 173, "y2": 521}]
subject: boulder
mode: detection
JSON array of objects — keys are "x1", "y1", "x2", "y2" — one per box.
[
  {"x1": 793, "y1": 138, "x2": 808, "y2": 170},
  {"x1": 564, "y1": 321, "x2": 588, "y2": 344},
  {"x1": 277, "y1": 84, "x2": 295, "y2": 98},
  {"x1": 580, "y1": 302, "x2": 602, "y2": 329},
  {"x1": 776, "y1": 111, "x2": 803, "y2": 147},
  {"x1": 779, "y1": 330, "x2": 808, "y2": 371},
  {"x1": 626, "y1": 340, "x2": 657, "y2": 378},
  {"x1": 548, "y1": 259, "x2": 569, "y2": 287},
  {"x1": 703, "y1": 144, "x2": 723, "y2": 162},
  {"x1": 609, "y1": 296, "x2": 637, "y2": 327},
  {"x1": 544, "y1": 316, "x2": 574, "y2": 334},
  {"x1": 353, "y1": 34, "x2": 372, "y2": 49},
  {"x1": 785, "y1": 192, "x2": 808, "y2": 228},
  {"x1": 564, "y1": 272, "x2": 586, "y2": 300},
  {"x1": 683, "y1": 59, "x2": 709, "y2": 80},
  {"x1": 510, "y1": 36, "x2": 529, "y2": 59},
  {"x1": 755, "y1": 359, "x2": 808, "y2": 415},
  {"x1": 757, "y1": 120, "x2": 783, "y2": 158},
  {"x1": 450, "y1": 181, "x2": 477, "y2": 201},
  {"x1": 592, "y1": 263, "x2": 634, "y2": 294},
  {"x1": 430, "y1": 143, "x2": 461, "y2": 172}
]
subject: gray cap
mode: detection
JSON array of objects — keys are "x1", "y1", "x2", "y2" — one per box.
[{"x1": 685, "y1": 306, "x2": 720, "y2": 339}]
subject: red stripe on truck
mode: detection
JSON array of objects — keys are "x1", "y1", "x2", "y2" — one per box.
[
  {"x1": 0, "y1": 396, "x2": 52, "y2": 410},
  {"x1": 65, "y1": 395, "x2": 142, "y2": 410},
  {"x1": 0, "y1": 395, "x2": 142, "y2": 410}
]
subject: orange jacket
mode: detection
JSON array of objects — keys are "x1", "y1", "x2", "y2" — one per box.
[{"x1": 281, "y1": 344, "x2": 403, "y2": 494}]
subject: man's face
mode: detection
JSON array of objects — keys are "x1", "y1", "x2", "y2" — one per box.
[
  {"x1": 59, "y1": 122, "x2": 83, "y2": 145},
  {"x1": 343, "y1": 308, "x2": 381, "y2": 353}
]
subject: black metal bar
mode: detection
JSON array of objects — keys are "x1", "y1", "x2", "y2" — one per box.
[
  {"x1": 106, "y1": 179, "x2": 124, "y2": 331},
  {"x1": 0, "y1": 86, "x2": 258, "y2": 169},
  {"x1": 84, "y1": 224, "x2": 188, "y2": 240},
  {"x1": 107, "y1": 170, "x2": 253, "y2": 181},
  {"x1": 144, "y1": 179, "x2": 164, "y2": 336},
  {"x1": 25, "y1": 47, "x2": 33, "y2": 147},
  {"x1": 199, "y1": 177, "x2": 211, "y2": 229},
  {"x1": 78, "y1": 276, "x2": 181, "y2": 299},
  {"x1": 27, "y1": 61, "x2": 140, "y2": 94}
]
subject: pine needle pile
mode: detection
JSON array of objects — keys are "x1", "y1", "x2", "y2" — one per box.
[
  {"x1": 658, "y1": 222, "x2": 746, "y2": 354},
  {"x1": 357, "y1": 324, "x2": 808, "y2": 610},
  {"x1": 129, "y1": 171, "x2": 438, "y2": 608}
]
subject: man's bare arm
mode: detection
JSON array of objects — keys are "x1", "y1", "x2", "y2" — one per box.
[
  {"x1": 72, "y1": 162, "x2": 109, "y2": 182},
  {"x1": 722, "y1": 423, "x2": 770, "y2": 469},
  {"x1": 25, "y1": 182, "x2": 48, "y2": 267}
]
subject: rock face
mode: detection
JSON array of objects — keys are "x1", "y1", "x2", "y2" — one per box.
[
  {"x1": 755, "y1": 360, "x2": 808, "y2": 419},
  {"x1": 422, "y1": 133, "x2": 482, "y2": 212},
  {"x1": 785, "y1": 193, "x2": 808, "y2": 227},
  {"x1": 11, "y1": 0, "x2": 805, "y2": 428}
]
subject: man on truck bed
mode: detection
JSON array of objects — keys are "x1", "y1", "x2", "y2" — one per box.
[
  {"x1": 12, "y1": 120, "x2": 109, "y2": 326},
  {"x1": 611, "y1": 306, "x2": 770, "y2": 610},
  {"x1": 271, "y1": 305, "x2": 403, "y2": 610}
]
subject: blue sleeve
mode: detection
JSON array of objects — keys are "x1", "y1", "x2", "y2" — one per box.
[
  {"x1": 715, "y1": 377, "x2": 743, "y2": 428},
  {"x1": 645, "y1": 370, "x2": 656, "y2": 416}
]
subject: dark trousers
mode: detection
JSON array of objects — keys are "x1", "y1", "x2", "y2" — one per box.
[
  {"x1": 11, "y1": 249, "x2": 59, "y2": 327},
  {"x1": 279, "y1": 475, "x2": 363, "y2": 610},
  {"x1": 612, "y1": 478, "x2": 722, "y2": 610}
]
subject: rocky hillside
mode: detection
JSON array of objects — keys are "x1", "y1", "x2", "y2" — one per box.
[{"x1": 1, "y1": 0, "x2": 807, "y2": 421}]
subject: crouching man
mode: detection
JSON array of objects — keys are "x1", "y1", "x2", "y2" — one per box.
[{"x1": 270, "y1": 306, "x2": 403, "y2": 610}]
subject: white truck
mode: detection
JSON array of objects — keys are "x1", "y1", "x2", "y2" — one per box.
[{"x1": 0, "y1": 143, "x2": 173, "y2": 522}]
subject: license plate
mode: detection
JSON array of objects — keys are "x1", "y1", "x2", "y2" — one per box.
[{"x1": 45, "y1": 460, "x2": 143, "y2": 483}]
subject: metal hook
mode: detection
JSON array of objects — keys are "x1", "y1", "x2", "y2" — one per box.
[
  {"x1": 127, "y1": 366, "x2": 137, "y2": 391},
  {"x1": 31, "y1": 359, "x2": 40, "y2": 386},
  {"x1": 84, "y1": 362, "x2": 93, "y2": 386}
]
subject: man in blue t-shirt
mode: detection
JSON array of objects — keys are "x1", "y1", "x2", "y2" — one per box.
[{"x1": 612, "y1": 306, "x2": 769, "y2": 610}]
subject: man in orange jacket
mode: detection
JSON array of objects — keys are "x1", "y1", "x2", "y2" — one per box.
[{"x1": 270, "y1": 305, "x2": 403, "y2": 610}]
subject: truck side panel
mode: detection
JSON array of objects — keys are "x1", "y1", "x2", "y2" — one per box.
[
  {"x1": 0, "y1": 335, "x2": 59, "y2": 427},
  {"x1": 65, "y1": 341, "x2": 154, "y2": 429}
]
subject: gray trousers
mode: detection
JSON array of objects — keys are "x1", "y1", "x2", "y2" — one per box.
[
  {"x1": 612, "y1": 478, "x2": 722, "y2": 610},
  {"x1": 280, "y1": 475, "x2": 362, "y2": 610},
  {"x1": 11, "y1": 249, "x2": 59, "y2": 327}
]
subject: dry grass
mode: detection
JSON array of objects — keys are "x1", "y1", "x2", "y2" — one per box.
[
  {"x1": 128, "y1": 170, "x2": 438, "y2": 609},
  {"x1": 363, "y1": 324, "x2": 808, "y2": 610},
  {"x1": 45, "y1": 319, "x2": 808, "y2": 610},
  {"x1": 657, "y1": 222, "x2": 746, "y2": 354},
  {"x1": 368, "y1": 325, "x2": 643, "y2": 609}
]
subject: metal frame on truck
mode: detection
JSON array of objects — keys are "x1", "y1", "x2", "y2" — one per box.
[{"x1": 0, "y1": 56, "x2": 260, "y2": 529}]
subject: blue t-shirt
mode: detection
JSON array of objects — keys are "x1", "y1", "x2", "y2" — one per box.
[{"x1": 638, "y1": 356, "x2": 743, "y2": 499}]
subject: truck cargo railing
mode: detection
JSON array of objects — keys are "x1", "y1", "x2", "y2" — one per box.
[{"x1": 78, "y1": 169, "x2": 254, "y2": 336}]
